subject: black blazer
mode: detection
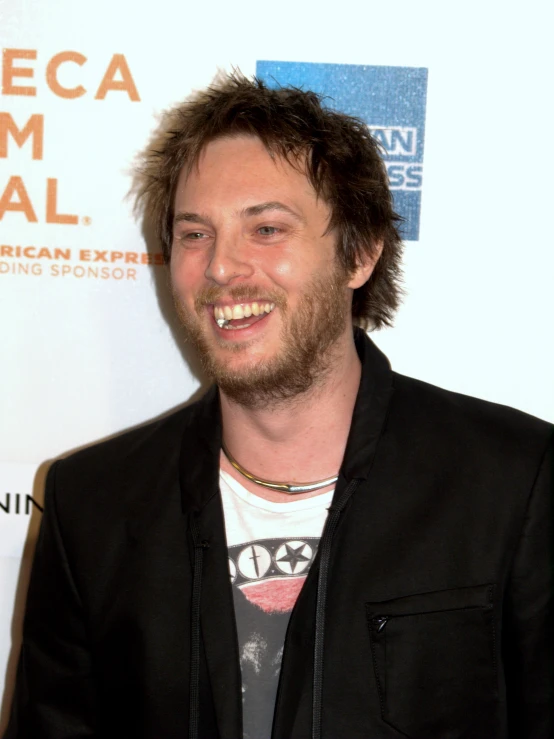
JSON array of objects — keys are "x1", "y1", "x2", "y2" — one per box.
[{"x1": 5, "y1": 333, "x2": 553, "y2": 738}]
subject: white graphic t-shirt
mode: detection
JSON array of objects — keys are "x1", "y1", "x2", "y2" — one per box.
[{"x1": 219, "y1": 470, "x2": 333, "y2": 739}]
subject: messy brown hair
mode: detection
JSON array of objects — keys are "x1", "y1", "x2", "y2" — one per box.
[{"x1": 133, "y1": 71, "x2": 403, "y2": 329}]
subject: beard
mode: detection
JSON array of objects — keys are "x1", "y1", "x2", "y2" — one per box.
[{"x1": 173, "y1": 265, "x2": 352, "y2": 409}]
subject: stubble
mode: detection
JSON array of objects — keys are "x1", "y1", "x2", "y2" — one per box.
[{"x1": 173, "y1": 268, "x2": 351, "y2": 409}]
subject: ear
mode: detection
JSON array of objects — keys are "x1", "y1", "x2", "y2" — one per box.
[{"x1": 347, "y1": 241, "x2": 383, "y2": 289}]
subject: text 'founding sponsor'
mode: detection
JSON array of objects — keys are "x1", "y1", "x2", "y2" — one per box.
[{"x1": 0, "y1": 245, "x2": 164, "y2": 280}]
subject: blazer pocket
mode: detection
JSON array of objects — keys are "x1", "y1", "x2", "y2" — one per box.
[{"x1": 365, "y1": 584, "x2": 497, "y2": 739}]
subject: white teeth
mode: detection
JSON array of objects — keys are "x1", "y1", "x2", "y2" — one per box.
[
  {"x1": 213, "y1": 301, "x2": 276, "y2": 326},
  {"x1": 232, "y1": 304, "x2": 244, "y2": 320}
]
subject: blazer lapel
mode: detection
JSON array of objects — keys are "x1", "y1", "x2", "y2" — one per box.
[{"x1": 341, "y1": 329, "x2": 395, "y2": 482}]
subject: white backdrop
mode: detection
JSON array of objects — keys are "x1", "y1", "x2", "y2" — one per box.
[{"x1": 1, "y1": 0, "x2": 553, "y2": 728}]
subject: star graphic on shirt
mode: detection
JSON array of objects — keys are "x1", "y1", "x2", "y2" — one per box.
[{"x1": 276, "y1": 543, "x2": 310, "y2": 573}]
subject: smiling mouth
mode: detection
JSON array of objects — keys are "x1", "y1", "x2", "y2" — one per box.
[{"x1": 213, "y1": 301, "x2": 276, "y2": 330}]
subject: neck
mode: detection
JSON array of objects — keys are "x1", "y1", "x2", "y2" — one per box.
[{"x1": 219, "y1": 329, "x2": 362, "y2": 502}]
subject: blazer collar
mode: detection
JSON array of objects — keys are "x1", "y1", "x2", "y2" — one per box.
[
  {"x1": 178, "y1": 328, "x2": 394, "y2": 513},
  {"x1": 341, "y1": 328, "x2": 394, "y2": 481}
]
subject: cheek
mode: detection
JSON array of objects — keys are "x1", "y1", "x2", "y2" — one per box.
[
  {"x1": 169, "y1": 260, "x2": 184, "y2": 295},
  {"x1": 268, "y1": 232, "x2": 337, "y2": 283},
  {"x1": 262, "y1": 247, "x2": 306, "y2": 282},
  {"x1": 272, "y1": 257, "x2": 294, "y2": 280},
  {"x1": 170, "y1": 253, "x2": 204, "y2": 302},
  {"x1": 269, "y1": 249, "x2": 330, "y2": 287}
]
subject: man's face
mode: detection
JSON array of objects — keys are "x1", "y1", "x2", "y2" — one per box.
[{"x1": 170, "y1": 135, "x2": 366, "y2": 407}]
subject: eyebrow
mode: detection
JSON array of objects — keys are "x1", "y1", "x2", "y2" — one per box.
[
  {"x1": 173, "y1": 211, "x2": 211, "y2": 227},
  {"x1": 241, "y1": 201, "x2": 306, "y2": 223},
  {"x1": 173, "y1": 201, "x2": 306, "y2": 227}
]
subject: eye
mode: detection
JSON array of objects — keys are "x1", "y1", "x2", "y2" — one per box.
[
  {"x1": 183, "y1": 231, "x2": 206, "y2": 240},
  {"x1": 257, "y1": 226, "x2": 280, "y2": 236},
  {"x1": 176, "y1": 231, "x2": 210, "y2": 244},
  {"x1": 174, "y1": 230, "x2": 212, "y2": 249}
]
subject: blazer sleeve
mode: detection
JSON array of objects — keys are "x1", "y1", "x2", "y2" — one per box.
[
  {"x1": 3, "y1": 461, "x2": 96, "y2": 738},
  {"x1": 503, "y1": 432, "x2": 553, "y2": 739}
]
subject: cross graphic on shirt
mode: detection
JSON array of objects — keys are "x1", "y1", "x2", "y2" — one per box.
[{"x1": 249, "y1": 545, "x2": 261, "y2": 577}]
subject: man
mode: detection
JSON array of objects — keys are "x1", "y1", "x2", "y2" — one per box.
[{"x1": 5, "y1": 73, "x2": 552, "y2": 739}]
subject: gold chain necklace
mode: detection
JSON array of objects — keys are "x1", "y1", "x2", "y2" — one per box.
[{"x1": 221, "y1": 442, "x2": 339, "y2": 494}]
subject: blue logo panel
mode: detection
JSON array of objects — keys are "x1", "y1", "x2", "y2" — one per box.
[{"x1": 256, "y1": 61, "x2": 428, "y2": 241}]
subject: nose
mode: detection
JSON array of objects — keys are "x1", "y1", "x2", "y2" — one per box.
[{"x1": 204, "y1": 233, "x2": 255, "y2": 285}]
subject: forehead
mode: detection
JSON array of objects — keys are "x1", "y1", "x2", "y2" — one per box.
[{"x1": 175, "y1": 135, "x2": 318, "y2": 207}]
